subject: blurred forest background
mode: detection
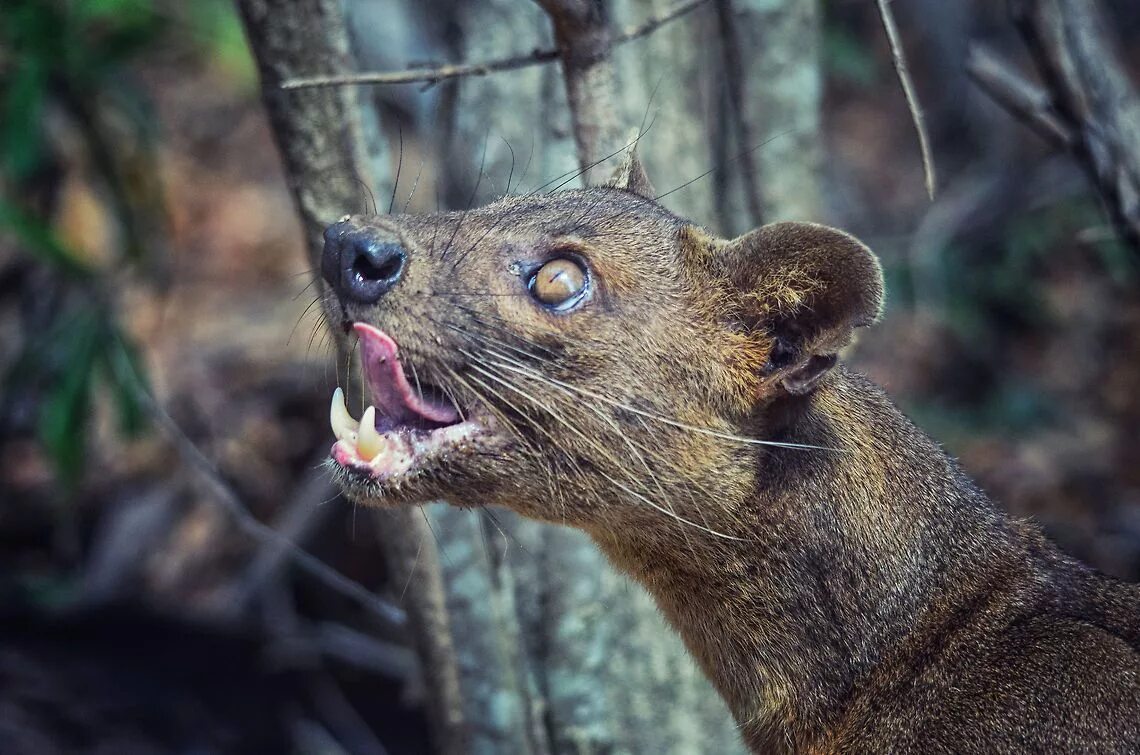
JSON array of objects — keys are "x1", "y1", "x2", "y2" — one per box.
[{"x1": 1, "y1": 0, "x2": 1139, "y2": 753}]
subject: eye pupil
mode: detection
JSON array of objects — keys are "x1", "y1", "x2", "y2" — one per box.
[{"x1": 532, "y1": 258, "x2": 587, "y2": 308}]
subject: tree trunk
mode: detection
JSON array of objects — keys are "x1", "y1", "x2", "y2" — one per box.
[
  {"x1": 609, "y1": 0, "x2": 824, "y2": 233},
  {"x1": 534, "y1": 0, "x2": 627, "y2": 181},
  {"x1": 612, "y1": 0, "x2": 721, "y2": 228},
  {"x1": 728, "y1": 0, "x2": 825, "y2": 224},
  {"x1": 241, "y1": 0, "x2": 824, "y2": 751},
  {"x1": 235, "y1": 0, "x2": 389, "y2": 269},
  {"x1": 236, "y1": 5, "x2": 470, "y2": 754},
  {"x1": 427, "y1": 1, "x2": 745, "y2": 751}
]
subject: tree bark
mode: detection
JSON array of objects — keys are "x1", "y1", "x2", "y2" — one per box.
[
  {"x1": 236, "y1": 5, "x2": 469, "y2": 754},
  {"x1": 534, "y1": 0, "x2": 626, "y2": 181},
  {"x1": 729, "y1": 0, "x2": 825, "y2": 223},
  {"x1": 235, "y1": 0, "x2": 388, "y2": 271},
  {"x1": 374, "y1": 508, "x2": 469, "y2": 755},
  {"x1": 609, "y1": 0, "x2": 824, "y2": 233},
  {"x1": 612, "y1": 0, "x2": 720, "y2": 227},
  {"x1": 433, "y1": 2, "x2": 745, "y2": 752}
]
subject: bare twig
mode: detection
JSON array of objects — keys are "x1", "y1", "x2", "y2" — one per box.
[
  {"x1": 626, "y1": 0, "x2": 712, "y2": 42},
  {"x1": 227, "y1": 459, "x2": 342, "y2": 613},
  {"x1": 311, "y1": 674, "x2": 391, "y2": 755},
  {"x1": 77, "y1": 487, "x2": 181, "y2": 605},
  {"x1": 874, "y1": 0, "x2": 937, "y2": 199},
  {"x1": 713, "y1": 0, "x2": 764, "y2": 227},
  {"x1": 965, "y1": 45, "x2": 1073, "y2": 149},
  {"x1": 312, "y1": 621, "x2": 417, "y2": 677},
  {"x1": 1008, "y1": 0, "x2": 1140, "y2": 251},
  {"x1": 283, "y1": 48, "x2": 559, "y2": 91},
  {"x1": 281, "y1": 0, "x2": 712, "y2": 91},
  {"x1": 267, "y1": 621, "x2": 417, "y2": 681},
  {"x1": 109, "y1": 341, "x2": 405, "y2": 629}
]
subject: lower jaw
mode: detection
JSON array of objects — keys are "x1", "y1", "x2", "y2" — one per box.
[
  {"x1": 329, "y1": 447, "x2": 480, "y2": 508},
  {"x1": 330, "y1": 419, "x2": 491, "y2": 484}
]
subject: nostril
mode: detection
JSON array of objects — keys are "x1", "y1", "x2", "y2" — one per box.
[
  {"x1": 340, "y1": 239, "x2": 406, "y2": 304},
  {"x1": 352, "y1": 249, "x2": 403, "y2": 284}
]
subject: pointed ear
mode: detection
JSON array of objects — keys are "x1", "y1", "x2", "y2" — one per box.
[
  {"x1": 706, "y1": 222, "x2": 884, "y2": 397},
  {"x1": 605, "y1": 143, "x2": 656, "y2": 199}
]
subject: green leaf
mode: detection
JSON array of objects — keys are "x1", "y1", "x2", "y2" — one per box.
[
  {"x1": 0, "y1": 0, "x2": 63, "y2": 51},
  {"x1": 38, "y1": 314, "x2": 103, "y2": 486},
  {"x1": 0, "y1": 198, "x2": 92, "y2": 278},
  {"x1": 101, "y1": 325, "x2": 149, "y2": 437},
  {"x1": 0, "y1": 58, "x2": 48, "y2": 182},
  {"x1": 76, "y1": 0, "x2": 155, "y2": 23}
]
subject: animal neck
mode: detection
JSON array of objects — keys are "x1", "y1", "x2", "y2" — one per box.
[{"x1": 590, "y1": 367, "x2": 1023, "y2": 751}]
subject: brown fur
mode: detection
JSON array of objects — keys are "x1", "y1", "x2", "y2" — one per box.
[{"x1": 324, "y1": 154, "x2": 1140, "y2": 753}]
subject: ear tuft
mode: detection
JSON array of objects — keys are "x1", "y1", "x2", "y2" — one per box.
[{"x1": 605, "y1": 142, "x2": 656, "y2": 199}]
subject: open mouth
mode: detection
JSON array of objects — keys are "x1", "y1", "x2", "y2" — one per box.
[{"x1": 329, "y1": 323, "x2": 489, "y2": 483}]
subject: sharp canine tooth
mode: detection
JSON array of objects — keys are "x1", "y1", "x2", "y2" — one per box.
[
  {"x1": 357, "y1": 406, "x2": 384, "y2": 459},
  {"x1": 330, "y1": 387, "x2": 359, "y2": 441}
]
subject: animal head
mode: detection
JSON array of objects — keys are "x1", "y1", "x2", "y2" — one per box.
[{"x1": 321, "y1": 151, "x2": 883, "y2": 540}]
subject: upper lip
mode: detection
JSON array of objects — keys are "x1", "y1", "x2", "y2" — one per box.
[{"x1": 354, "y1": 323, "x2": 461, "y2": 429}]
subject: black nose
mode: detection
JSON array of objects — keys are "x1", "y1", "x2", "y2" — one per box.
[{"x1": 321, "y1": 222, "x2": 407, "y2": 305}]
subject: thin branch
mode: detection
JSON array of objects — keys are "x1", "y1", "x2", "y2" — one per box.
[
  {"x1": 372, "y1": 507, "x2": 469, "y2": 755},
  {"x1": 311, "y1": 673, "x2": 391, "y2": 755},
  {"x1": 268, "y1": 621, "x2": 417, "y2": 680},
  {"x1": 109, "y1": 339, "x2": 405, "y2": 629},
  {"x1": 283, "y1": 48, "x2": 559, "y2": 91},
  {"x1": 965, "y1": 45, "x2": 1074, "y2": 149},
  {"x1": 534, "y1": 0, "x2": 621, "y2": 176},
  {"x1": 1009, "y1": 0, "x2": 1140, "y2": 252},
  {"x1": 627, "y1": 0, "x2": 711, "y2": 41},
  {"x1": 713, "y1": 0, "x2": 764, "y2": 227},
  {"x1": 874, "y1": 0, "x2": 937, "y2": 199},
  {"x1": 226, "y1": 459, "x2": 342, "y2": 613},
  {"x1": 281, "y1": 0, "x2": 712, "y2": 91}
]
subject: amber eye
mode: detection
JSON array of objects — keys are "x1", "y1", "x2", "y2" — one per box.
[{"x1": 529, "y1": 257, "x2": 589, "y2": 310}]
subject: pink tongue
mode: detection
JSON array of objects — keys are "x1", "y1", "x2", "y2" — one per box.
[{"x1": 354, "y1": 323, "x2": 461, "y2": 426}]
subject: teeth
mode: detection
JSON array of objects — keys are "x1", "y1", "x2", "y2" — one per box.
[
  {"x1": 357, "y1": 406, "x2": 385, "y2": 460},
  {"x1": 330, "y1": 387, "x2": 359, "y2": 442}
]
